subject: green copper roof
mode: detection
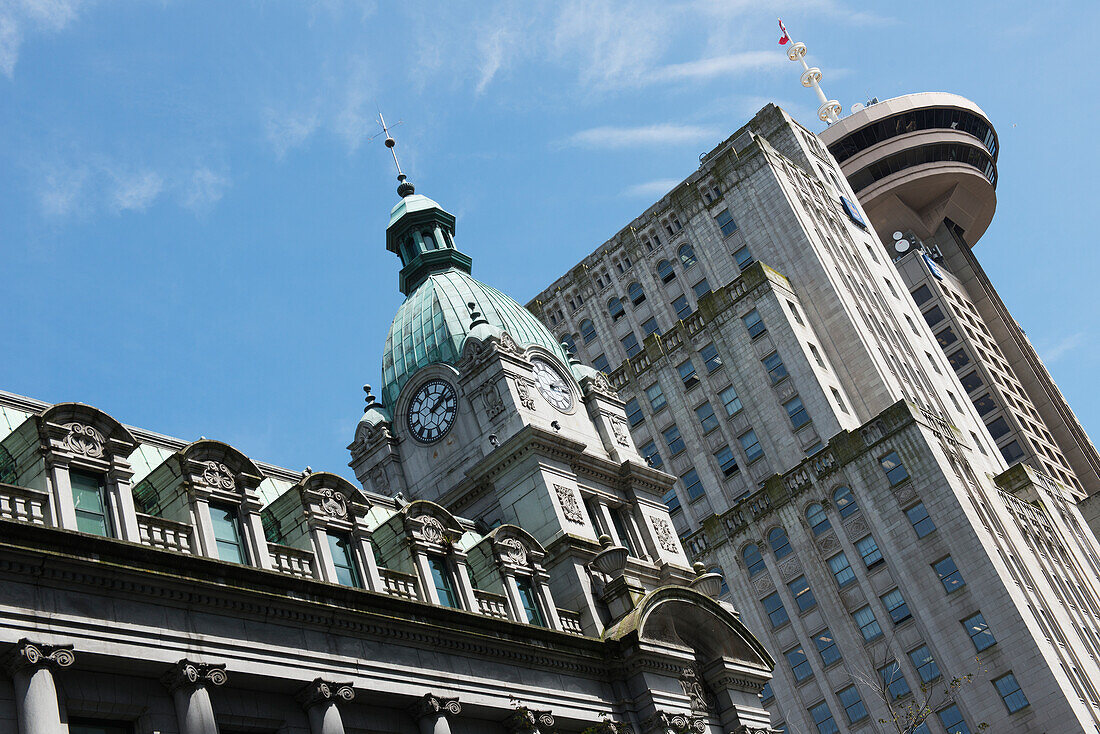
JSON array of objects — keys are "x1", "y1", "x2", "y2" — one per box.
[
  {"x1": 388, "y1": 194, "x2": 443, "y2": 229},
  {"x1": 381, "y1": 268, "x2": 570, "y2": 407}
]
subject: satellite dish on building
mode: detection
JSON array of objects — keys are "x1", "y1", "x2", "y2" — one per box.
[
  {"x1": 851, "y1": 103, "x2": 865, "y2": 113},
  {"x1": 895, "y1": 239, "x2": 911, "y2": 253}
]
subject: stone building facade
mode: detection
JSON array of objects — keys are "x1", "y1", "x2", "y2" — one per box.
[{"x1": 528, "y1": 103, "x2": 1100, "y2": 732}]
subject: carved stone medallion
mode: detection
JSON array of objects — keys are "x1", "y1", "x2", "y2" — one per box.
[
  {"x1": 62, "y1": 422, "x2": 104, "y2": 458},
  {"x1": 201, "y1": 461, "x2": 235, "y2": 490},
  {"x1": 611, "y1": 417, "x2": 629, "y2": 446},
  {"x1": 415, "y1": 515, "x2": 446, "y2": 544},
  {"x1": 318, "y1": 488, "x2": 348, "y2": 518},
  {"x1": 554, "y1": 484, "x2": 584, "y2": 524},
  {"x1": 498, "y1": 537, "x2": 528, "y2": 566}
]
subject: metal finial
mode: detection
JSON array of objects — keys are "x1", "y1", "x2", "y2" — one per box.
[
  {"x1": 363, "y1": 384, "x2": 379, "y2": 410},
  {"x1": 375, "y1": 112, "x2": 415, "y2": 197},
  {"x1": 468, "y1": 301, "x2": 488, "y2": 328}
]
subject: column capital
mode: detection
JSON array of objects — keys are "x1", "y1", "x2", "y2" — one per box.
[
  {"x1": 161, "y1": 659, "x2": 228, "y2": 692},
  {"x1": 640, "y1": 712, "x2": 705, "y2": 734},
  {"x1": 297, "y1": 678, "x2": 355, "y2": 709},
  {"x1": 503, "y1": 706, "x2": 554, "y2": 734},
  {"x1": 584, "y1": 721, "x2": 633, "y2": 734},
  {"x1": 409, "y1": 693, "x2": 461, "y2": 721},
  {"x1": 2, "y1": 639, "x2": 75, "y2": 675}
]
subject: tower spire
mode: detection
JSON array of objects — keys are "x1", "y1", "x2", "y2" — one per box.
[
  {"x1": 377, "y1": 112, "x2": 415, "y2": 197},
  {"x1": 778, "y1": 19, "x2": 842, "y2": 124}
]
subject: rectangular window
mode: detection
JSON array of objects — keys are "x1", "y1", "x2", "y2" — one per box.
[
  {"x1": 947, "y1": 348, "x2": 970, "y2": 371},
  {"x1": 923, "y1": 305, "x2": 945, "y2": 327},
  {"x1": 963, "y1": 612, "x2": 997, "y2": 652},
  {"x1": 700, "y1": 343, "x2": 722, "y2": 372},
  {"x1": 742, "y1": 309, "x2": 766, "y2": 338},
  {"x1": 936, "y1": 326, "x2": 958, "y2": 349},
  {"x1": 784, "y1": 396, "x2": 811, "y2": 429},
  {"x1": 853, "y1": 605, "x2": 882, "y2": 641},
  {"x1": 70, "y1": 470, "x2": 113, "y2": 538},
  {"x1": 681, "y1": 469, "x2": 706, "y2": 502},
  {"x1": 933, "y1": 556, "x2": 966, "y2": 593},
  {"x1": 642, "y1": 317, "x2": 661, "y2": 337},
  {"x1": 696, "y1": 402, "x2": 719, "y2": 433},
  {"x1": 326, "y1": 532, "x2": 361, "y2": 588},
  {"x1": 733, "y1": 245, "x2": 754, "y2": 271},
  {"x1": 678, "y1": 359, "x2": 700, "y2": 389},
  {"x1": 909, "y1": 645, "x2": 941, "y2": 683},
  {"x1": 960, "y1": 371, "x2": 984, "y2": 393},
  {"x1": 210, "y1": 503, "x2": 248, "y2": 564},
  {"x1": 663, "y1": 425, "x2": 686, "y2": 456},
  {"x1": 621, "y1": 332, "x2": 641, "y2": 358},
  {"x1": 640, "y1": 440, "x2": 663, "y2": 469},
  {"x1": 906, "y1": 502, "x2": 936, "y2": 537},
  {"x1": 646, "y1": 382, "x2": 666, "y2": 412},
  {"x1": 814, "y1": 629, "x2": 842, "y2": 666},
  {"x1": 719, "y1": 385, "x2": 743, "y2": 416},
  {"x1": 428, "y1": 555, "x2": 460, "y2": 608},
  {"x1": 1000, "y1": 440, "x2": 1025, "y2": 463},
  {"x1": 716, "y1": 208, "x2": 738, "y2": 236},
  {"x1": 786, "y1": 646, "x2": 813, "y2": 681},
  {"x1": 788, "y1": 575, "x2": 817, "y2": 612},
  {"x1": 760, "y1": 682, "x2": 774, "y2": 704},
  {"x1": 937, "y1": 704, "x2": 971, "y2": 734},
  {"x1": 827, "y1": 552, "x2": 856, "y2": 588},
  {"x1": 662, "y1": 488, "x2": 680, "y2": 514},
  {"x1": 856, "y1": 535, "x2": 883, "y2": 568},
  {"x1": 993, "y1": 673, "x2": 1029, "y2": 713},
  {"x1": 610, "y1": 508, "x2": 637, "y2": 557},
  {"x1": 837, "y1": 685, "x2": 868, "y2": 724},
  {"x1": 809, "y1": 343, "x2": 825, "y2": 367},
  {"x1": 763, "y1": 352, "x2": 788, "y2": 384},
  {"x1": 881, "y1": 588, "x2": 911, "y2": 624},
  {"x1": 830, "y1": 387, "x2": 848, "y2": 414},
  {"x1": 714, "y1": 446, "x2": 739, "y2": 477},
  {"x1": 788, "y1": 300, "x2": 805, "y2": 325},
  {"x1": 692, "y1": 278, "x2": 711, "y2": 299},
  {"x1": 672, "y1": 294, "x2": 691, "y2": 319},
  {"x1": 880, "y1": 661, "x2": 911, "y2": 700},
  {"x1": 973, "y1": 393, "x2": 996, "y2": 415},
  {"x1": 879, "y1": 451, "x2": 909, "y2": 485},
  {"x1": 911, "y1": 284, "x2": 933, "y2": 305},
  {"x1": 625, "y1": 398, "x2": 644, "y2": 426},
  {"x1": 762, "y1": 591, "x2": 789, "y2": 628},
  {"x1": 808, "y1": 701, "x2": 838, "y2": 734},
  {"x1": 740, "y1": 430, "x2": 764, "y2": 463},
  {"x1": 592, "y1": 353, "x2": 610, "y2": 373},
  {"x1": 68, "y1": 721, "x2": 133, "y2": 734}
]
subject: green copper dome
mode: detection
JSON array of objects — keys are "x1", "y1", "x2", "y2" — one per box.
[{"x1": 380, "y1": 266, "x2": 570, "y2": 408}]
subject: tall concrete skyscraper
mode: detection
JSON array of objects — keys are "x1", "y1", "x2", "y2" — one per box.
[{"x1": 528, "y1": 45, "x2": 1100, "y2": 730}]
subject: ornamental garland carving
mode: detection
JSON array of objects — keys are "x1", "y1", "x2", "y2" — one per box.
[
  {"x1": 317, "y1": 488, "x2": 348, "y2": 518},
  {"x1": 554, "y1": 484, "x2": 584, "y2": 524},
  {"x1": 651, "y1": 516, "x2": 679, "y2": 553},
  {"x1": 679, "y1": 667, "x2": 711, "y2": 712},
  {"x1": 516, "y1": 377, "x2": 536, "y2": 410},
  {"x1": 201, "y1": 461, "x2": 235, "y2": 490},
  {"x1": 62, "y1": 422, "x2": 104, "y2": 458}
]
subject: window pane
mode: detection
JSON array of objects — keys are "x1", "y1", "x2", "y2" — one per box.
[
  {"x1": 963, "y1": 612, "x2": 997, "y2": 651},
  {"x1": 787, "y1": 646, "x2": 813, "y2": 681},
  {"x1": 716, "y1": 209, "x2": 738, "y2": 236},
  {"x1": 692, "y1": 279, "x2": 711, "y2": 299},
  {"x1": 763, "y1": 591, "x2": 789, "y2": 628},
  {"x1": 788, "y1": 575, "x2": 817, "y2": 612},
  {"x1": 734, "y1": 246, "x2": 754, "y2": 271},
  {"x1": 838, "y1": 686, "x2": 867, "y2": 723},
  {"x1": 937, "y1": 704, "x2": 971, "y2": 734},
  {"x1": 834, "y1": 486, "x2": 857, "y2": 518},
  {"x1": 768, "y1": 527, "x2": 791, "y2": 559},
  {"x1": 853, "y1": 605, "x2": 882, "y2": 641},
  {"x1": 856, "y1": 535, "x2": 883, "y2": 568},
  {"x1": 678, "y1": 359, "x2": 700, "y2": 389},
  {"x1": 681, "y1": 469, "x2": 706, "y2": 501},
  {"x1": 879, "y1": 451, "x2": 909, "y2": 485},
  {"x1": 641, "y1": 441, "x2": 663, "y2": 469},
  {"x1": 581, "y1": 319, "x2": 597, "y2": 343},
  {"x1": 428, "y1": 555, "x2": 459, "y2": 608},
  {"x1": 720, "y1": 385, "x2": 742, "y2": 416},
  {"x1": 327, "y1": 532, "x2": 361, "y2": 588},
  {"x1": 592, "y1": 354, "x2": 610, "y2": 373},
  {"x1": 672, "y1": 294, "x2": 691, "y2": 319},
  {"x1": 621, "y1": 332, "x2": 641, "y2": 358},
  {"x1": 881, "y1": 588, "x2": 911, "y2": 624},
  {"x1": 933, "y1": 556, "x2": 966, "y2": 593},
  {"x1": 70, "y1": 470, "x2": 112, "y2": 537},
  {"x1": 625, "y1": 398, "x2": 644, "y2": 427},
  {"x1": 785, "y1": 397, "x2": 810, "y2": 429},
  {"x1": 880, "y1": 661, "x2": 911, "y2": 699},
  {"x1": 827, "y1": 553, "x2": 855, "y2": 588},
  {"x1": 763, "y1": 352, "x2": 788, "y2": 384},
  {"x1": 663, "y1": 425, "x2": 686, "y2": 456},
  {"x1": 516, "y1": 576, "x2": 545, "y2": 626},
  {"x1": 743, "y1": 309, "x2": 766, "y2": 338},
  {"x1": 909, "y1": 645, "x2": 941, "y2": 683},
  {"x1": 696, "y1": 402, "x2": 719, "y2": 433},
  {"x1": 743, "y1": 544, "x2": 765, "y2": 576},
  {"x1": 642, "y1": 317, "x2": 661, "y2": 337},
  {"x1": 715, "y1": 446, "x2": 739, "y2": 477},
  {"x1": 701, "y1": 343, "x2": 722, "y2": 371},
  {"x1": 646, "y1": 383, "x2": 666, "y2": 411},
  {"x1": 906, "y1": 502, "x2": 936, "y2": 537},
  {"x1": 814, "y1": 629, "x2": 842, "y2": 666},
  {"x1": 809, "y1": 701, "x2": 838, "y2": 734},
  {"x1": 994, "y1": 673, "x2": 1029, "y2": 713},
  {"x1": 628, "y1": 282, "x2": 646, "y2": 304},
  {"x1": 740, "y1": 430, "x2": 764, "y2": 463},
  {"x1": 210, "y1": 504, "x2": 247, "y2": 564}
]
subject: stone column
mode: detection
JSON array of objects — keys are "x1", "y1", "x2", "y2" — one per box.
[
  {"x1": 640, "y1": 712, "x2": 704, "y2": 734},
  {"x1": 503, "y1": 707, "x2": 554, "y2": 734},
  {"x1": 3, "y1": 639, "x2": 75, "y2": 734},
  {"x1": 297, "y1": 679, "x2": 355, "y2": 734},
  {"x1": 409, "y1": 693, "x2": 461, "y2": 734},
  {"x1": 162, "y1": 659, "x2": 228, "y2": 734}
]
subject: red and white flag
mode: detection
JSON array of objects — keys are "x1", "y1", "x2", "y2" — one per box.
[{"x1": 778, "y1": 18, "x2": 790, "y2": 45}]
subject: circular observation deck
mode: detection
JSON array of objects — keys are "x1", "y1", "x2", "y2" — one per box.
[{"x1": 818, "y1": 93, "x2": 999, "y2": 246}]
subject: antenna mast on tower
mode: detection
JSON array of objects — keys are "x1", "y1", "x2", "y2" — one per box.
[{"x1": 778, "y1": 19, "x2": 842, "y2": 124}]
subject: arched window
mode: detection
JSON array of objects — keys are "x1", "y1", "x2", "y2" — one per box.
[
  {"x1": 834, "y1": 486, "x2": 858, "y2": 518},
  {"x1": 608, "y1": 297, "x2": 625, "y2": 321},
  {"x1": 580, "y1": 319, "x2": 597, "y2": 344},
  {"x1": 628, "y1": 281, "x2": 646, "y2": 305},
  {"x1": 768, "y1": 527, "x2": 791, "y2": 560},
  {"x1": 657, "y1": 259, "x2": 676, "y2": 284},
  {"x1": 708, "y1": 566, "x2": 730, "y2": 597},
  {"x1": 806, "y1": 503, "x2": 831, "y2": 535},
  {"x1": 560, "y1": 333, "x2": 578, "y2": 355},
  {"x1": 678, "y1": 243, "x2": 697, "y2": 268},
  {"x1": 743, "y1": 544, "x2": 765, "y2": 576},
  {"x1": 422, "y1": 231, "x2": 437, "y2": 250}
]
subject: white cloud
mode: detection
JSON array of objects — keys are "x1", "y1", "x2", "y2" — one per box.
[
  {"x1": 263, "y1": 107, "x2": 320, "y2": 159},
  {"x1": 566, "y1": 123, "x2": 719, "y2": 150},
  {"x1": 622, "y1": 178, "x2": 681, "y2": 198},
  {"x1": 1042, "y1": 332, "x2": 1086, "y2": 364},
  {"x1": 37, "y1": 162, "x2": 88, "y2": 218},
  {"x1": 651, "y1": 51, "x2": 780, "y2": 82},
  {"x1": 184, "y1": 167, "x2": 230, "y2": 212},
  {"x1": 332, "y1": 54, "x2": 378, "y2": 151},
  {"x1": 110, "y1": 169, "x2": 164, "y2": 212},
  {"x1": 0, "y1": 0, "x2": 85, "y2": 77}
]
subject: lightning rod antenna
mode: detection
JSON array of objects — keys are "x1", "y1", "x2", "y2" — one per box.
[{"x1": 778, "y1": 19, "x2": 842, "y2": 124}]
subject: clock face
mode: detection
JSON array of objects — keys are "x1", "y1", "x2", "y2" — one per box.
[
  {"x1": 532, "y1": 359, "x2": 574, "y2": 412},
  {"x1": 407, "y1": 379, "x2": 458, "y2": 443}
]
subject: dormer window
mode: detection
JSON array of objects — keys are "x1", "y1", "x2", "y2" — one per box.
[
  {"x1": 327, "y1": 531, "x2": 362, "y2": 588},
  {"x1": 70, "y1": 470, "x2": 113, "y2": 538},
  {"x1": 515, "y1": 576, "x2": 545, "y2": 626},
  {"x1": 428, "y1": 554, "x2": 460, "y2": 608},
  {"x1": 210, "y1": 502, "x2": 248, "y2": 564}
]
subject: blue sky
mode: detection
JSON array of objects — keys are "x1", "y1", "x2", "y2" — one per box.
[{"x1": 1, "y1": 0, "x2": 1097, "y2": 479}]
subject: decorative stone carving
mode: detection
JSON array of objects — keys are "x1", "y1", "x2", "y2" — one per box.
[
  {"x1": 651, "y1": 516, "x2": 678, "y2": 552},
  {"x1": 409, "y1": 693, "x2": 462, "y2": 720},
  {"x1": 370, "y1": 466, "x2": 389, "y2": 494},
  {"x1": 481, "y1": 379, "x2": 505, "y2": 420},
  {"x1": 503, "y1": 706, "x2": 555, "y2": 733},
  {"x1": 353, "y1": 421, "x2": 394, "y2": 450},
  {"x1": 778, "y1": 556, "x2": 802, "y2": 581},
  {"x1": 201, "y1": 461, "x2": 235, "y2": 490},
  {"x1": 3, "y1": 639, "x2": 75, "y2": 673},
  {"x1": 815, "y1": 530, "x2": 839, "y2": 553},
  {"x1": 584, "y1": 721, "x2": 633, "y2": 734},
  {"x1": 641, "y1": 711, "x2": 705, "y2": 734},
  {"x1": 162, "y1": 659, "x2": 228, "y2": 692},
  {"x1": 611, "y1": 417, "x2": 629, "y2": 446},
  {"x1": 516, "y1": 377, "x2": 536, "y2": 410},
  {"x1": 679, "y1": 667, "x2": 710, "y2": 712},
  {"x1": 62, "y1": 422, "x2": 104, "y2": 458},
  {"x1": 297, "y1": 678, "x2": 355, "y2": 708},
  {"x1": 499, "y1": 332, "x2": 521, "y2": 355},
  {"x1": 414, "y1": 515, "x2": 447, "y2": 544},
  {"x1": 318, "y1": 488, "x2": 348, "y2": 518},
  {"x1": 584, "y1": 372, "x2": 618, "y2": 399},
  {"x1": 751, "y1": 573, "x2": 775, "y2": 595},
  {"x1": 554, "y1": 484, "x2": 584, "y2": 524},
  {"x1": 893, "y1": 483, "x2": 917, "y2": 505},
  {"x1": 843, "y1": 514, "x2": 869, "y2": 537},
  {"x1": 498, "y1": 537, "x2": 528, "y2": 566}
]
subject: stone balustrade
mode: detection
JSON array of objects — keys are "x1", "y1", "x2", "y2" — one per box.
[
  {"x1": 557, "y1": 609, "x2": 584, "y2": 635},
  {"x1": 0, "y1": 483, "x2": 49, "y2": 525},
  {"x1": 137, "y1": 513, "x2": 194, "y2": 554},
  {"x1": 475, "y1": 590, "x2": 508, "y2": 620},
  {"x1": 380, "y1": 568, "x2": 420, "y2": 600},
  {"x1": 269, "y1": 543, "x2": 316, "y2": 579}
]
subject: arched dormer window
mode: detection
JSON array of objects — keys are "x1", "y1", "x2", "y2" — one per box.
[
  {"x1": 657, "y1": 259, "x2": 676, "y2": 284},
  {"x1": 768, "y1": 527, "x2": 791, "y2": 559},
  {"x1": 608, "y1": 297, "x2": 625, "y2": 321},
  {"x1": 421, "y1": 230, "x2": 437, "y2": 250},
  {"x1": 834, "y1": 486, "x2": 858, "y2": 518},
  {"x1": 742, "y1": 543, "x2": 765, "y2": 576},
  {"x1": 806, "y1": 503, "x2": 831, "y2": 535},
  {"x1": 468, "y1": 526, "x2": 562, "y2": 630},
  {"x1": 394, "y1": 500, "x2": 476, "y2": 611},
  {"x1": 678, "y1": 243, "x2": 697, "y2": 268},
  {"x1": 628, "y1": 281, "x2": 646, "y2": 305},
  {"x1": 580, "y1": 319, "x2": 597, "y2": 344}
]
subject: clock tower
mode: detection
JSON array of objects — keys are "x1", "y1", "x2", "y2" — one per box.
[{"x1": 348, "y1": 177, "x2": 700, "y2": 634}]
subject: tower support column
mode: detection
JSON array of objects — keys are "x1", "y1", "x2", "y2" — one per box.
[
  {"x1": 298, "y1": 679, "x2": 355, "y2": 734},
  {"x1": 162, "y1": 659, "x2": 228, "y2": 734},
  {"x1": 3, "y1": 639, "x2": 75, "y2": 734},
  {"x1": 409, "y1": 693, "x2": 461, "y2": 734}
]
